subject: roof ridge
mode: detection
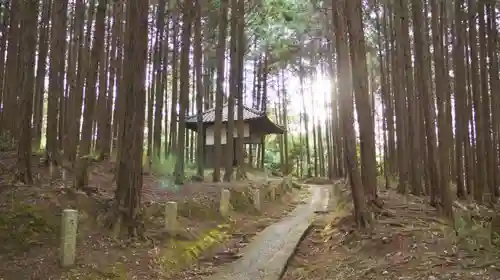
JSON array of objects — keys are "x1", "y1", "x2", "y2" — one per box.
[{"x1": 186, "y1": 102, "x2": 266, "y2": 120}]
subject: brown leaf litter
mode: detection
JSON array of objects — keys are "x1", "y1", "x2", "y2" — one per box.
[
  {"x1": 283, "y1": 182, "x2": 500, "y2": 280},
  {"x1": 0, "y1": 151, "x2": 300, "y2": 280}
]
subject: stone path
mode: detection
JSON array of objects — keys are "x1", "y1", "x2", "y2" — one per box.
[{"x1": 206, "y1": 185, "x2": 330, "y2": 280}]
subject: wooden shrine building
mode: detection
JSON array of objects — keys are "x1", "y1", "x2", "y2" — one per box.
[{"x1": 185, "y1": 104, "x2": 285, "y2": 168}]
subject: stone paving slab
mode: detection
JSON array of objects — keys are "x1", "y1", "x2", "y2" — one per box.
[{"x1": 205, "y1": 185, "x2": 329, "y2": 280}]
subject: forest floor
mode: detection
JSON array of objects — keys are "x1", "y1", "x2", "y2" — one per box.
[
  {"x1": 0, "y1": 150, "x2": 301, "y2": 280},
  {"x1": 282, "y1": 179, "x2": 500, "y2": 280}
]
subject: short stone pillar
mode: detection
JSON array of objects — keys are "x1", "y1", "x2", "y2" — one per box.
[
  {"x1": 252, "y1": 189, "x2": 261, "y2": 212},
  {"x1": 60, "y1": 209, "x2": 78, "y2": 267},
  {"x1": 62, "y1": 169, "x2": 68, "y2": 187},
  {"x1": 49, "y1": 162, "x2": 55, "y2": 178},
  {"x1": 269, "y1": 187, "x2": 276, "y2": 201},
  {"x1": 165, "y1": 201, "x2": 178, "y2": 233},
  {"x1": 219, "y1": 189, "x2": 230, "y2": 218},
  {"x1": 328, "y1": 185, "x2": 336, "y2": 209}
]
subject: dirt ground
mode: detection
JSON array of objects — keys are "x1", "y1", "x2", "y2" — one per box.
[
  {"x1": 0, "y1": 151, "x2": 300, "y2": 280},
  {"x1": 283, "y1": 179, "x2": 500, "y2": 280}
]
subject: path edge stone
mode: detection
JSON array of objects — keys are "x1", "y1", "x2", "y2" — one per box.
[{"x1": 272, "y1": 223, "x2": 315, "y2": 280}]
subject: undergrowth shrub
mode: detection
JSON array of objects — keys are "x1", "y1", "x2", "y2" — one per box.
[
  {"x1": 148, "y1": 154, "x2": 197, "y2": 185},
  {"x1": 447, "y1": 214, "x2": 496, "y2": 252},
  {"x1": 149, "y1": 154, "x2": 176, "y2": 177}
]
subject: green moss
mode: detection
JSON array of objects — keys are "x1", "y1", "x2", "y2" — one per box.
[
  {"x1": 0, "y1": 203, "x2": 58, "y2": 253},
  {"x1": 156, "y1": 225, "x2": 231, "y2": 276}
]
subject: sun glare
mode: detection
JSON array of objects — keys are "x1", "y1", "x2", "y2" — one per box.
[{"x1": 285, "y1": 72, "x2": 332, "y2": 134}]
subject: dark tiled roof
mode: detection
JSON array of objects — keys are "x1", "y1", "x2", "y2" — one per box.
[
  {"x1": 185, "y1": 103, "x2": 265, "y2": 123},
  {"x1": 185, "y1": 103, "x2": 285, "y2": 134}
]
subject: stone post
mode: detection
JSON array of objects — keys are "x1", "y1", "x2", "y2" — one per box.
[
  {"x1": 269, "y1": 186, "x2": 276, "y2": 201},
  {"x1": 328, "y1": 185, "x2": 336, "y2": 209},
  {"x1": 62, "y1": 169, "x2": 67, "y2": 187},
  {"x1": 49, "y1": 162, "x2": 55, "y2": 178},
  {"x1": 252, "y1": 189, "x2": 261, "y2": 212},
  {"x1": 219, "y1": 189, "x2": 230, "y2": 218},
  {"x1": 60, "y1": 209, "x2": 78, "y2": 267},
  {"x1": 165, "y1": 201, "x2": 178, "y2": 233}
]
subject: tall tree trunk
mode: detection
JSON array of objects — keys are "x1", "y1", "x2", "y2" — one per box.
[
  {"x1": 110, "y1": 0, "x2": 149, "y2": 237},
  {"x1": 33, "y1": 0, "x2": 51, "y2": 150},
  {"x1": 235, "y1": 0, "x2": 246, "y2": 179},
  {"x1": 467, "y1": 0, "x2": 484, "y2": 202},
  {"x1": 431, "y1": 0, "x2": 453, "y2": 219},
  {"x1": 453, "y1": 0, "x2": 467, "y2": 199},
  {"x1": 16, "y1": 0, "x2": 38, "y2": 184},
  {"x1": 175, "y1": 0, "x2": 194, "y2": 184},
  {"x1": 153, "y1": 0, "x2": 167, "y2": 158},
  {"x1": 212, "y1": 0, "x2": 228, "y2": 182},
  {"x1": 346, "y1": 0, "x2": 378, "y2": 202},
  {"x1": 333, "y1": 0, "x2": 370, "y2": 229},
  {"x1": 412, "y1": 0, "x2": 440, "y2": 205},
  {"x1": 74, "y1": 0, "x2": 107, "y2": 190},
  {"x1": 168, "y1": 14, "x2": 179, "y2": 154},
  {"x1": 46, "y1": 0, "x2": 68, "y2": 168},
  {"x1": 223, "y1": 0, "x2": 238, "y2": 182},
  {"x1": 2, "y1": 0, "x2": 20, "y2": 136},
  {"x1": 194, "y1": 0, "x2": 204, "y2": 178}
]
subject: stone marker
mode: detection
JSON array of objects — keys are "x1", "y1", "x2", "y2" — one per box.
[
  {"x1": 60, "y1": 209, "x2": 78, "y2": 267},
  {"x1": 252, "y1": 189, "x2": 261, "y2": 212},
  {"x1": 165, "y1": 201, "x2": 178, "y2": 233},
  {"x1": 62, "y1": 169, "x2": 67, "y2": 187},
  {"x1": 49, "y1": 162, "x2": 55, "y2": 178},
  {"x1": 220, "y1": 189, "x2": 230, "y2": 218},
  {"x1": 328, "y1": 185, "x2": 335, "y2": 209},
  {"x1": 269, "y1": 186, "x2": 276, "y2": 201}
]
